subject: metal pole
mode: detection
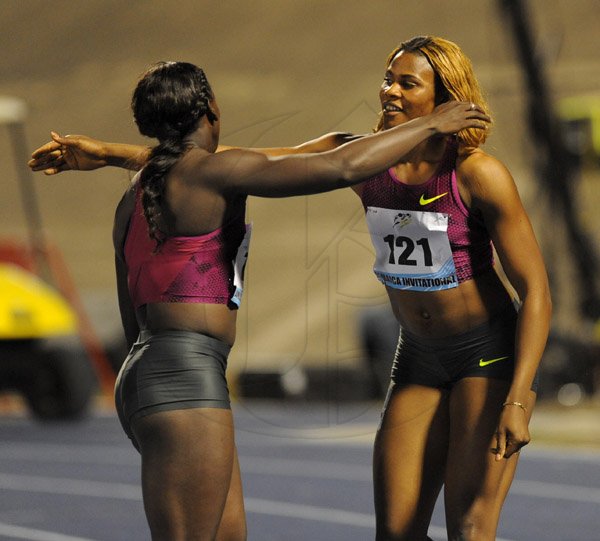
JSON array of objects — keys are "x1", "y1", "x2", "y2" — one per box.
[
  {"x1": 7, "y1": 120, "x2": 51, "y2": 280},
  {"x1": 0, "y1": 96, "x2": 50, "y2": 279},
  {"x1": 499, "y1": 0, "x2": 600, "y2": 319}
]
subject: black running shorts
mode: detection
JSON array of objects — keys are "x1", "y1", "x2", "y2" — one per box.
[{"x1": 390, "y1": 304, "x2": 539, "y2": 391}]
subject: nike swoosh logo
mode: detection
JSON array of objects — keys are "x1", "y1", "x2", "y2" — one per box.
[
  {"x1": 419, "y1": 192, "x2": 448, "y2": 206},
  {"x1": 479, "y1": 356, "x2": 510, "y2": 367}
]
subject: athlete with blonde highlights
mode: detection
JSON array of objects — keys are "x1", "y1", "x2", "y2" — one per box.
[
  {"x1": 360, "y1": 36, "x2": 550, "y2": 541},
  {"x1": 252, "y1": 37, "x2": 550, "y2": 540},
  {"x1": 30, "y1": 36, "x2": 548, "y2": 541}
]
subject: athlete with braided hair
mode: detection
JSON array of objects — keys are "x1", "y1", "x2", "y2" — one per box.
[{"x1": 31, "y1": 59, "x2": 488, "y2": 541}]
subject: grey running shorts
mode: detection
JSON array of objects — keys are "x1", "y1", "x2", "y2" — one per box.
[{"x1": 115, "y1": 329, "x2": 232, "y2": 450}]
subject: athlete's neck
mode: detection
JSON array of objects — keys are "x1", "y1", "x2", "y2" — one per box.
[
  {"x1": 396, "y1": 136, "x2": 447, "y2": 165},
  {"x1": 391, "y1": 137, "x2": 448, "y2": 184}
]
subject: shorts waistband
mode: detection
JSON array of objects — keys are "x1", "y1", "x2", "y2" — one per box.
[{"x1": 136, "y1": 329, "x2": 232, "y2": 356}]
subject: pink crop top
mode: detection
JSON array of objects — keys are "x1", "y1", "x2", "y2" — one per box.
[
  {"x1": 124, "y1": 185, "x2": 251, "y2": 309},
  {"x1": 360, "y1": 140, "x2": 493, "y2": 286}
]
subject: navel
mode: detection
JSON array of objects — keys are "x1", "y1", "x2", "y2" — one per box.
[{"x1": 421, "y1": 310, "x2": 431, "y2": 320}]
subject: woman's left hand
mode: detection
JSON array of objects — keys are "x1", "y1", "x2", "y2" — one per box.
[
  {"x1": 29, "y1": 132, "x2": 107, "y2": 174},
  {"x1": 494, "y1": 405, "x2": 531, "y2": 461}
]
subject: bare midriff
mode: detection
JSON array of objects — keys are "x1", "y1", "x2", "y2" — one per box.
[
  {"x1": 387, "y1": 268, "x2": 514, "y2": 338},
  {"x1": 137, "y1": 302, "x2": 238, "y2": 346}
]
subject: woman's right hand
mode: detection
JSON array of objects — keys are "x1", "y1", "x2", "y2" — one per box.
[
  {"x1": 28, "y1": 132, "x2": 107, "y2": 175},
  {"x1": 428, "y1": 101, "x2": 490, "y2": 135}
]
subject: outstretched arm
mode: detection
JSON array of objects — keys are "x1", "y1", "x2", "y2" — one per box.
[
  {"x1": 29, "y1": 132, "x2": 151, "y2": 175},
  {"x1": 29, "y1": 129, "x2": 356, "y2": 176},
  {"x1": 30, "y1": 101, "x2": 488, "y2": 184},
  {"x1": 204, "y1": 101, "x2": 490, "y2": 197}
]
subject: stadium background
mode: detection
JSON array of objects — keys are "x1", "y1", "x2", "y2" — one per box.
[{"x1": 0, "y1": 0, "x2": 598, "y2": 393}]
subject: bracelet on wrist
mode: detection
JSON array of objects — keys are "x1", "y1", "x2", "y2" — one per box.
[{"x1": 502, "y1": 401, "x2": 527, "y2": 413}]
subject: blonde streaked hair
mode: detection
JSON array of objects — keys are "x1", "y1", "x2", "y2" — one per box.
[{"x1": 375, "y1": 35, "x2": 492, "y2": 148}]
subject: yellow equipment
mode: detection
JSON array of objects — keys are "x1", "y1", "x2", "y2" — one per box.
[{"x1": 0, "y1": 96, "x2": 114, "y2": 420}]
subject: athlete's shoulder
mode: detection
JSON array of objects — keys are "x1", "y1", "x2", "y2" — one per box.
[
  {"x1": 456, "y1": 147, "x2": 513, "y2": 191},
  {"x1": 113, "y1": 182, "x2": 138, "y2": 256},
  {"x1": 115, "y1": 180, "x2": 138, "y2": 215},
  {"x1": 456, "y1": 147, "x2": 508, "y2": 177},
  {"x1": 177, "y1": 146, "x2": 241, "y2": 186},
  {"x1": 456, "y1": 147, "x2": 521, "y2": 214}
]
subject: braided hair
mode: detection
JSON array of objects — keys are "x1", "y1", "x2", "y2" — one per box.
[{"x1": 131, "y1": 61, "x2": 217, "y2": 249}]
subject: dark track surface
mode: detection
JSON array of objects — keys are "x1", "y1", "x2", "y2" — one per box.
[{"x1": 0, "y1": 401, "x2": 599, "y2": 540}]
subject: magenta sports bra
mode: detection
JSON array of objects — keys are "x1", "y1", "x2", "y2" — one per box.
[
  {"x1": 360, "y1": 140, "x2": 493, "y2": 291},
  {"x1": 124, "y1": 184, "x2": 251, "y2": 309}
]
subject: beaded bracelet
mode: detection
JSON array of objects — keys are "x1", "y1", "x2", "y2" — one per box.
[{"x1": 502, "y1": 401, "x2": 527, "y2": 413}]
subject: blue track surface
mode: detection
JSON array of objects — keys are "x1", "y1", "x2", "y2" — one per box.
[{"x1": 0, "y1": 401, "x2": 599, "y2": 540}]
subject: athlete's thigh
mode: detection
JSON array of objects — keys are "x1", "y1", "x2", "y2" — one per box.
[
  {"x1": 374, "y1": 383, "x2": 449, "y2": 539},
  {"x1": 133, "y1": 407, "x2": 236, "y2": 540},
  {"x1": 444, "y1": 377, "x2": 535, "y2": 539},
  {"x1": 216, "y1": 445, "x2": 247, "y2": 541}
]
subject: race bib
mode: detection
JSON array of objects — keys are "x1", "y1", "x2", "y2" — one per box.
[
  {"x1": 230, "y1": 223, "x2": 252, "y2": 307},
  {"x1": 365, "y1": 207, "x2": 458, "y2": 291}
]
